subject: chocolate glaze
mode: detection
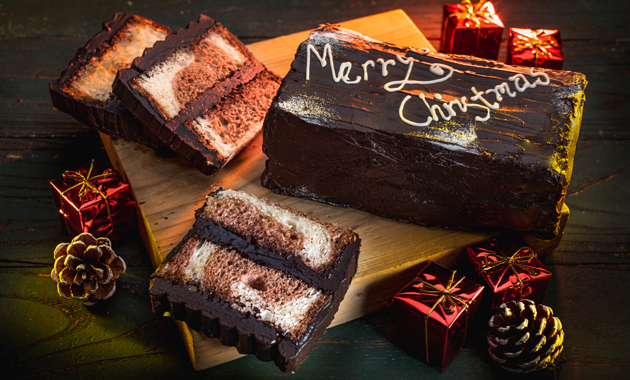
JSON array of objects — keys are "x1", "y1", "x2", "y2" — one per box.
[
  {"x1": 149, "y1": 230, "x2": 358, "y2": 372},
  {"x1": 48, "y1": 12, "x2": 171, "y2": 151},
  {"x1": 113, "y1": 15, "x2": 281, "y2": 175},
  {"x1": 261, "y1": 25, "x2": 587, "y2": 239},
  {"x1": 193, "y1": 187, "x2": 361, "y2": 292}
]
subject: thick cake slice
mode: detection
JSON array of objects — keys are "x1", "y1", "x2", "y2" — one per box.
[
  {"x1": 113, "y1": 15, "x2": 281, "y2": 175},
  {"x1": 49, "y1": 12, "x2": 171, "y2": 150},
  {"x1": 193, "y1": 188, "x2": 361, "y2": 292},
  {"x1": 150, "y1": 229, "x2": 359, "y2": 371},
  {"x1": 261, "y1": 25, "x2": 587, "y2": 238}
]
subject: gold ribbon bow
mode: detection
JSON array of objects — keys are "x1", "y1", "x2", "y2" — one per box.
[
  {"x1": 479, "y1": 246, "x2": 539, "y2": 300},
  {"x1": 444, "y1": 0, "x2": 501, "y2": 56},
  {"x1": 413, "y1": 270, "x2": 472, "y2": 363},
  {"x1": 449, "y1": 0, "x2": 495, "y2": 29},
  {"x1": 513, "y1": 31, "x2": 560, "y2": 66},
  {"x1": 60, "y1": 159, "x2": 115, "y2": 231}
]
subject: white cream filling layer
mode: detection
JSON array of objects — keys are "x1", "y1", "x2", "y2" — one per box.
[
  {"x1": 136, "y1": 48, "x2": 195, "y2": 118},
  {"x1": 214, "y1": 189, "x2": 333, "y2": 269},
  {"x1": 189, "y1": 115, "x2": 262, "y2": 159},
  {"x1": 230, "y1": 280, "x2": 322, "y2": 334},
  {"x1": 135, "y1": 31, "x2": 246, "y2": 119},
  {"x1": 185, "y1": 240, "x2": 323, "y2": 335},
  {"x1": 69, "y1": 23, "x2": 168, "y2": 102}
]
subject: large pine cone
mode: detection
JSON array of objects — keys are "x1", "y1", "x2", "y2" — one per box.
[
  {"x1": 51, "y1": 232, "x2": 126, "y2": 306},
  {"x1": 487, "y1": 299, "x2": 564, "y2": 373}
]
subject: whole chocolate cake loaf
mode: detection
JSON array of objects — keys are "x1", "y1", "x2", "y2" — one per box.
[
  {"x1": 49, "y1": 13, "x2": 171, "y2": 150},
  {"x1": 261, "y1": 25, "x2": 587, "y2": 238},
  {"x1": 113, "y1": 15, "x2": 281, "y2": 175},
  {"x1": 150, "y1": 189, "x2": 360, "y2": 372}
]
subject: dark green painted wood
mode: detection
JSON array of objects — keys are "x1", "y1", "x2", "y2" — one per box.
[{"x1": 1, "y1": 0, "x2": 628, "y2": 379}]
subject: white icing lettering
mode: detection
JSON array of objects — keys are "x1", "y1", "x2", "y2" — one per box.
[
  {"x1": 306, "y1": 44, "x2": 360, "y2": 83},
  {"x1": 470, "y1": 86, "x2": 500, "y2": 110},
  {"x1": 530, "y1": 67, "x2": 551, "y2": 86},
  {"x1": 509, "y1": 73, "x2": 536, "y2": 92},
  {"x1": 377, "y1": 58, "x2": 396, "y2": 77},
  {"x1": 399, "y1": 94, "x2": 432, "y2": 127},
  {"x1": 304, "y1": 42, "x2": 551, "y2": 129},
  {"x1": 385, "y1": 63, "x2": 453, "y2": 92},
  {"x1": 361, "y1": 60, "x2": 375, "y2": 81}
]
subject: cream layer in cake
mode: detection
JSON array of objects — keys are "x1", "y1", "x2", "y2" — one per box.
[
  {"x1": 193, "y1": 188, "x2": 361, "y2": 291},
  {"x1": 157, "y1": 236, "x2": 329, "y2": 340}
]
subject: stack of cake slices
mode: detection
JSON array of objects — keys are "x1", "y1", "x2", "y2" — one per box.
[
  {"x1": 113, "y1": 15, "x2": 281, "y2": 174},
  {"x1": 50, "y1": 13, "x2": 281, "y2": 175},
  {"x1": 149, "y1": 188, "x2": 361, "y2": 372}
]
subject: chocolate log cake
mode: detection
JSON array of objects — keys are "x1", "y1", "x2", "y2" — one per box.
[
  {"x1": 113, "y1": 15, "x2": 281, "y2": 175},
  {"x1": 193, "y1": 188, "x2": 361, "y2": 292},
  {"x1": 49, "y1": 13, "x2": 171, "y2": 150},
  {"x1": 261, "y1": 25, "x2": 587, "y2": 238},
  {"x1": 150, "y1": 189, "x2": 360, "y2": 372}
]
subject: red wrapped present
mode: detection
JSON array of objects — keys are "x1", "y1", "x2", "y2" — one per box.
[
  {"x1": 507, "y1": 28, "x2": 563, "y2": 70},
  {"x1": 441, "y1": 0, "x2": 504, "y2": 60},
  {"x1": 390, "y1": 262, "x2": 484, "y2": 369},
  {"x1": 50, "y1": 159, "x2": 136, "y2": 241},
  {"x1": 464, "y1": 233, "x2": 552, "y2": 309}
]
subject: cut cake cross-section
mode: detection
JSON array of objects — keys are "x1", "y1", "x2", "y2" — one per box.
[
  {"x1": 150, "y1": 189, "x2": 360, "y2": 372},
  {"x1": 114, "y1": 15, "x2": 281, "y2": 175},
  {"x1": 193, "y1": 188, "x2": 361, "y2": 292},
  {"x1": 49, "y1": 12, "x2": 171, "y2": 150}
]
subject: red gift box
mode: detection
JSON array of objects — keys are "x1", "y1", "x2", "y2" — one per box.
[
  {"x1": 441, "y1": 0, "x2": 504, "y2": 60},
  {"x1": 390, "y1": 261, "x2": 484, "y2": 369},
  {"x1": 464, "y1": 233, "x2": 552, "y2": 309},
  {"x1": 50, "y1": 159, "x2": 136, "y2": 241},
  {"x1": 507, "y1": 28, "x2": 563, "y2": 70}
]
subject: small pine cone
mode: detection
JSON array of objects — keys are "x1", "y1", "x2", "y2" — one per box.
[
  {"x1": 487, "y1": 299, "x2": 564, "y2": 373},
  {"x1": 51, "y1": 232, "x2": 126, "y2": 306}
]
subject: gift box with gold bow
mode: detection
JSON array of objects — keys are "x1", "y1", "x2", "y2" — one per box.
[
  {"x1": 464, "y1": 233, "x2": 552, "y2": 309},
  {"x1": 441, "y1": 0, "x2": 504, "y2": 60},
  {"x1": 508, "y1": 28, "x2": 563, "y2": 70},
  {"x1": 389, "y1": 261, "x2": 484, "y2": 369},
  {"x1": 50, "y1": 159, "x2": 137, "y2": 241}
]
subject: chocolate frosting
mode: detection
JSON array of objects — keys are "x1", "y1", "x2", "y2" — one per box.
[
  {"x1": 48, "y1": 12, "x2": 171, "y2": 151},
  {"x1": 262, "y1": 25, "x2": 587, "y2": 238}
]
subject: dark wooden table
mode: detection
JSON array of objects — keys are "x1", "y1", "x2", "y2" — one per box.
[{"x1": 1, "y1": 0, "x2": 628, "y2": 379}]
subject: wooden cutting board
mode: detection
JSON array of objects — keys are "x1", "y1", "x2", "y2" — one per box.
[{"x1": 101, "y1": 9, "x2": 568, "y2": 371}]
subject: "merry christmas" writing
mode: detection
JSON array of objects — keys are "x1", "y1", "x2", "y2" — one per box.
[{"x1": 305, "y1": 43, "x2": 551, "y2": 127}]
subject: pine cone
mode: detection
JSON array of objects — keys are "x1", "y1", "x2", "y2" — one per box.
[
  {"x1": 487, "y1": 299, "x2": 564, "y2": 373},
  {"x1": 51, "y1": 232, "x2": 126, "y2": 306}
]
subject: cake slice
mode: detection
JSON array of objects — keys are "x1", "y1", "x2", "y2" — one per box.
[
  {"x1": 49, "y1": 12, "x2": 171, "y2": 150},
  {"x1": 261, "y1": 25, "x2": 587, "y2": 239},
  {"x1": 193, "y1": 188, "x2": 361, "y2": 292},
  {"x1": 113, "y1": 15, "x2": 281, "y2": 174},
  {"x1": 150, "y1": 189, "x2": 360, "y2": 372}
]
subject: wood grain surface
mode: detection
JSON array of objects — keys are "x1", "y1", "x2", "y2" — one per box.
[{"x1": 1, "y1": 1, "x2": 628, "y2": 379}]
